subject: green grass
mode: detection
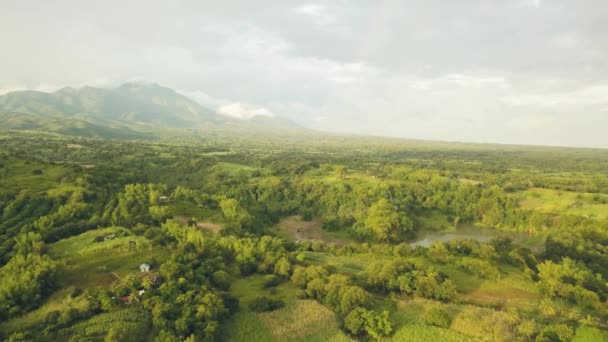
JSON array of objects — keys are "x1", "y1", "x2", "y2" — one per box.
[
  {"x1": 223, "y1": 300, "x2": 353, "y2": 342},
  {"x1": 416, "y1": 209, "x2": 455, "y2": 231},
  {"x1": 229, "y1": 274, "x2": 298, "y2": 309},
  {"x1": 47, "y1": 227, "x2": 170, "y2": 288},
  {"x1": 225, "y1": 275, "x2": 353, "y2": 341},
  {"x1": 0, "y1": 159, "x2": 74, "y2": 193},
  {"x1": 0, "y1": 287, "x2": 90, "y2": 334},
  {"x1": 272, "y1": 216, "x2": 354, "y2": 246},
  {"x1": 213, "y1": 162, "x2": 257, "y2": 177},
  {"x1": 222, "y1": 311, "x2": 275, "y2": 342},
  {"x1": 519, "y1": 188, "x2": 608, "y2": 220},
  {"x1": 169, "y1": 200, "x2": 224, "y2": 222},
  {"x1": 573, "y1": 325, "x2": 608, "y2": 342},
  {"x1": 388, "y1": 323, "x2": 473, "y2": 342},
  {"x1": 55, "y1": 307, "x2": 151, "y2": 341}
]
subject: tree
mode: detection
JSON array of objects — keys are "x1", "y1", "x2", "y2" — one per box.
[
  {"x1": 211, "y1": 270, "x2": 231, "y2": 291},
  {"x1": 273, "y1": 257, "x2": 292, "y2": 278},
  {"x1": 356, "y1": 199, "x2": 404, "y2": 243},
  {"x1": 105, "y1": 327, "x2": 128, "y2": 342},
  {"x1": 535, "y1": 324, "x2": 574, "y2": 342},
  {"x1": 344, "y1": 307, "x2": 393, "y2": 340}
]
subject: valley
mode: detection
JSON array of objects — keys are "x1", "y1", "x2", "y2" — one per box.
[{"x1": 0, "y1": 131, "x2": 606, "y2": 341}]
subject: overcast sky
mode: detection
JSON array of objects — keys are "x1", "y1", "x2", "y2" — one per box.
[{"x1": 2, "y1": 0, "x2": 607, "y2": 147}]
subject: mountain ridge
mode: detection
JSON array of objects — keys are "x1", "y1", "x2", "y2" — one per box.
[{"x1": 0, "y1": 83, "x2": 302, "y2": 138}]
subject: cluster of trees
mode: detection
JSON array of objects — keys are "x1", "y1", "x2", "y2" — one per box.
[
  {"x1": 290, "y1": 265, "x2": 392, "y2": 339},
  {"x1": 537, "y1": 257, "x2": 607, "y2": 309},
  {"x1": 365, "y1": 258, "x2": 457, "y2": 301},
  {"x1": 0, "y1": 233, "x2": 57, "y2": 320},
  {"x1": 111, "y1": 183, "x2": 171, "y2": 227}
]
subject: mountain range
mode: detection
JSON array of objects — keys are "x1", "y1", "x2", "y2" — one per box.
[{"x1": 0, "y1": 83, "x2": 301, "y2": 139}]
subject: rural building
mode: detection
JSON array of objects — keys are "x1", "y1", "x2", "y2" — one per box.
[{"x1": 140, "y1": 263, "x2": 151, "y2": 272}]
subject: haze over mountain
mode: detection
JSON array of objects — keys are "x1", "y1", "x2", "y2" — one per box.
[{"x1": 0, "y1": 83, "x2": 301, "y2": 138}]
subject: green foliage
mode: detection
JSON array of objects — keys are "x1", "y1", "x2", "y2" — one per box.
[
  {"x1": 0, "y1": 249, "x2": 57, "y2": 320},
  {"x1": 344, "y1": 307, "x2": 392, "y2": 340},
  {"x1": 421, "y1": 307, "x2": 451, "y2": 328},
  {"x1": 56, "y1": 308, "x2": 151, "y2": 341},
  {"x1": 535, "y1": 324, "x2": 574, "y2": 342},
  {"x1": 249, "y1": 296, "x2": 285, "y2": 312},
  {"x1": 537, "y1": 258, "x2": 605, "y2": 307},
  {"x1": 354, "y1": 198, "x2": 413, "y2": 243},
  {"x1": 2, "y1": 132, "x2": 608, "y2": 341}
]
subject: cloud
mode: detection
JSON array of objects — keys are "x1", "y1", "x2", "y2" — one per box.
[
  {"x1": 1, "y1": 0, "x2": 608, "y2": 147},
  {"x1": 296, "y1": 4, "x2": 325, "y2": 16},
  {"x1": 0, "y1": 83, "x2": 63, "y2": 95},
  {"x1": 499, "y1": 84, "x2": 608, "y2": 107},
  {"x1": 218, "y1": 102, "x2": 275, "y2": 119},
  {"x1": 408, "y1": 73, "x2": 508, "y2": 91}
]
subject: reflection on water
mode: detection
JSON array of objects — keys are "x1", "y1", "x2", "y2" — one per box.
[{"x1": 409, "y1": 224, "x2": 531, "y2": 248}]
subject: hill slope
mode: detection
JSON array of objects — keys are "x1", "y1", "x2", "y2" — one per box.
[{"x1": 0, "y1": 83, "x2": 301, "y2": 138}]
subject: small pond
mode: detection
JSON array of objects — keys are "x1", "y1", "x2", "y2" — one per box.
[{"x1": 409, "y1": 223, "x2": 537, "y2": 248}]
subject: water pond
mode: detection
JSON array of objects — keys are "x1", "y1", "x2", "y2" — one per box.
[{"x1": 409, "y1": 224, "x2": 538, "y2": 249}]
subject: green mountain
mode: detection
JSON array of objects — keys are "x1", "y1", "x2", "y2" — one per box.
[{"x1": 0, "y1": 83, "x2": 301, "y2": 138}]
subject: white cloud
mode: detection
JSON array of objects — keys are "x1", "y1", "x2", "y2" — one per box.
[
  {"x1": 218, "y1": 102, "x2": 275, "y2": 119},
  {"x1": 0, "y1": 83, "x2": 62, "y2": 95},
  {"x1": 296, "y1": 4, "x2": 325, "y2": 16},
  {"x1": 408, "y1": 73, "x2": 508, "y2": 91},
  {"x1": 500, "y1": 84, "x2": 608, "y2": 107}
]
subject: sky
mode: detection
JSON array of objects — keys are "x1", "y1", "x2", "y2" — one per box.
[{"x1": 1, "y1": 0, "x2": 607, "y2": 148}]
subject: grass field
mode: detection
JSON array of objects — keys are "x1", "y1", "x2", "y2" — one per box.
[
  {"x1": 519, "y1": 188, "x2": 608, "y2": 220},
  {"x1": 0, "y1": 287, "x2": 90, "y2": 333},
  {"x1": 272, "y1": 216, "x2": 353, "y2": 246},
  {"x1": 169, "y1": 200, "x2": 224, "y2": 222},
  {"x1": 224, "y1": 275, "x2": 352, "y2": 342},
  {"x1": 223, "y1": 300, "x2": 353, "y2": 342},
  {"x1": 213, "y1": 162, "x2": 258, "y2": 177},
  {"x1": 0, "y1": 159, "x2": 74, "y2": 193},
  {"x1": 47, "y1": 227, "x2": 170, "y2": 288}
]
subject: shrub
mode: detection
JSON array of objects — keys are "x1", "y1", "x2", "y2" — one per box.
[
  {"x1": 211, "y1": 270, "x2": 231, "y2": 291},
  {"x1": 421, "y1": 307, "x2": 451, "y2": 328},
  {"x1": 239, "y1": 262, "x2": 257, "y2": 276},
  {"x1": 248, "y1": 296, "x2": 285, "y2": 312},
  {"x1": 263, "y1": 275, "x2": 281, "y2": 288},
  {"x1": 32, "y1": 169, "x2": 43, "y2": 175},
  {"x1": 535, "y1": 324, "x2": 574, "y2": 342}
]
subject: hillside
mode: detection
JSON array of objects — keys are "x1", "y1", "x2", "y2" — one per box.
[{"x1": 0, "y1": 83, "x2": 302, "y2": 138}]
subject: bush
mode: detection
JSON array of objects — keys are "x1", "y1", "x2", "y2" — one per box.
[
  {"x1": 535, "y1": 324, "x2": 574, "y2": 342},
  {"x1": 32, "y1": 169, "x2": 43, "y2": 175},
  {"x1": 421, "y1": 307, "x2": 451, "y2": 328},
  {"x1": 263, "y1": 275, "x2": 281, "y2": 288},
  {"x1": 239, "y1": 262, "x2": 256, "y2": 276},
  {"x1": 211, "y1": 270, "x2": 231, "y2": 291},
  {"x1": 248, "y1": 296, "x2": 285, "y2": 312},
  {"x1": 70, "y1": 288, "x2": 83, "y2": 299}
]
